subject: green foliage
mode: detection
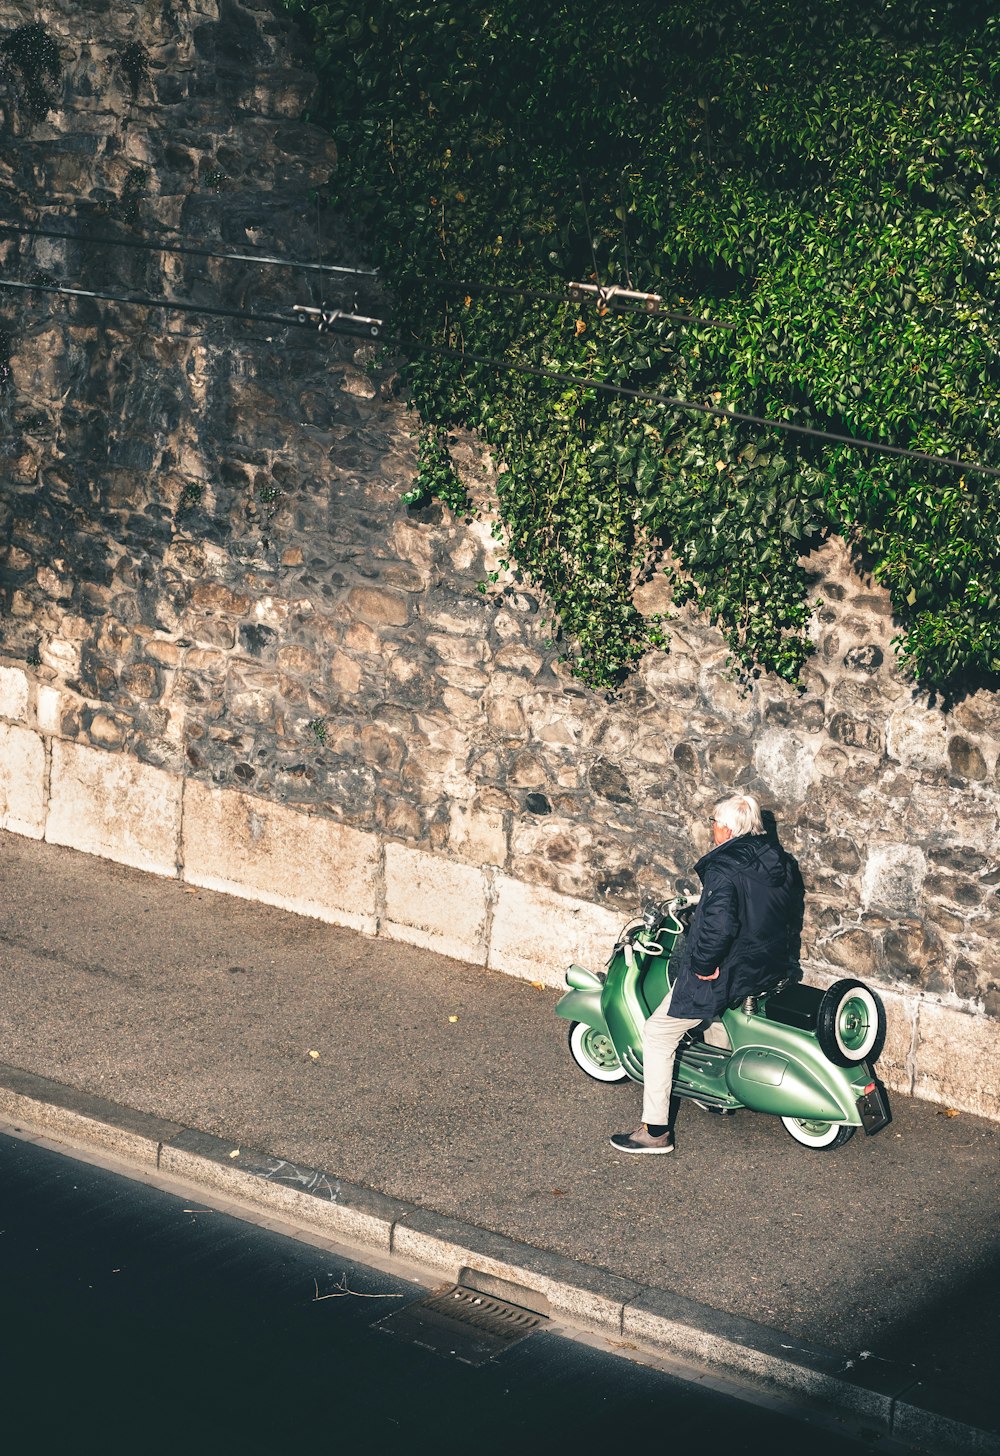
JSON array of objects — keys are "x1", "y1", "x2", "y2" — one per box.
[
  {"x1": 95, "y1": 168, "x2": 149, "y2": 230},
  {"x1": 0, "y1": 22, "x2": 61, "y2": 122},
  {"x1": 113, "y1": 42, "x2": 149, "y2": 100},
  {"x1": 285, "y1": 0, "x2": 1000, "y2": 691},
  {"x1": 403, "y1": 424, "x2": 470, "y2": 513}
]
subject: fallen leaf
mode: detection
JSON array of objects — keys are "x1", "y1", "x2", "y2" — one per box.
[
  {"x1": 575, "y1": 318, "x2": 586, "y2": 335},
  {"x1": 308, "y1": 1049, "x2": 320, "y2": 1061},
  {"x1": 551, "y1": 1188, "x2": 566, "y2": 1196},
  {"x1": 937, "y1": 1107, "x2": 960, "y2": 1118},
  {"x1": 531, "y1": 981, "x2": 545, "y2": 990},
  {"x1": 228, "y1": 1149, "x2": 240, "y2": 1159},
  {"x1": 448, "y1": 1015, "x2": 459, "y2": 1023}
]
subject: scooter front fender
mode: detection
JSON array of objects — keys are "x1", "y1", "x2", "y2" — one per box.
[
  {"x1": 554, "y1": 985, "x2": 607, "y2": 1033},
  {"x1": 725, "y1": 1045, "x2": 862, "y2": 1124}
]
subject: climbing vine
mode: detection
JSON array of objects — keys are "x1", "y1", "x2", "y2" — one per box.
[
  {"x1": 0, "y1": 22, "x2": 60, "y2": 123},
  {"x1": 285, "y1": 0, "x2": 1000, "y2": 691}
]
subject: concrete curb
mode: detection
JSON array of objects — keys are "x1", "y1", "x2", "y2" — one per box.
[{"x1": 0, "y1": 1061, "x2": 996, "y2": 1456}]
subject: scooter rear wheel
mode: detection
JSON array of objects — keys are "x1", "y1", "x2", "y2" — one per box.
[
  {"x1": 816, "y1": 979, "x2": 886, "y2": 1067},
  {"x1": 568, "y1": 1022, "x2": 628, "y2": 1083},
  {"x1": 780, "y1": 1116, "x2": 855, "y2": 1150}
]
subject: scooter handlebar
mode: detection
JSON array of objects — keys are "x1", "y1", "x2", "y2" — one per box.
[{"x1": 631, "y1": 894, "x2": 700, "y2": 941}]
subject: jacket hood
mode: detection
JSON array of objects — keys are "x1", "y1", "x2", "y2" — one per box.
[{"x1": 694, "y1": 833, "x2": 790, "y2": 887}]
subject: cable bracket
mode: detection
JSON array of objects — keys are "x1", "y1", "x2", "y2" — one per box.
[
  {"x1": 293, "y1": 304, "x2": 383, "y2": 337},
  {"x1": 568, "y1": 281, "x2": 662, "y2": 314}
]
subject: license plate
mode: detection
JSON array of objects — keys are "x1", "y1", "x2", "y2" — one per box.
[{"x1": 857, "y1": 1082, "x2": 891, "y2": 1135}]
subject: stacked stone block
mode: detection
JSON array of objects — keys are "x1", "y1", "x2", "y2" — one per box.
[{"x1": 0, "y1": 0, "x2": 998, "y2": 1118}]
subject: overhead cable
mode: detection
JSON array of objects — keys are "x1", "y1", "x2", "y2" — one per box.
[
  {"x1": 6, "y1": 272, "x2": 995, "y2": 481},
  {"x1": 0, "y1": 276, "x2": 382, "y2": 337},
  {"x1": 0, "y1": 217, "x2": 734, "y2": 328},
  {"x1": 0, "y1": 219, "x2": 378, "y2": 278},
  {"x1": 396, "y1": 335, "x2": 1000, "y2": 482},
  {"x1": 425, "y1": 275, "x2": 736, "y2": 330}
]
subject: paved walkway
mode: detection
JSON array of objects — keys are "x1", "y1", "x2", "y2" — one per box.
[{"x1": 1, "y1": 833, "x2": 998, "y2": 1449}]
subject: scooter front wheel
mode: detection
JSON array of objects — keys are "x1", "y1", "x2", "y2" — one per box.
[
  {"x1": 780, "y1": 1116, "x2": 855, "y2": 1150},
  {"x1": 568, "y1": 1022, "x2": 628, "y2": 1084}
]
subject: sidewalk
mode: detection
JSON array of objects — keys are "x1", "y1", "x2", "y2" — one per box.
[{"x1": 2, "y1": 832, "x2": 999, "y2": 1451}]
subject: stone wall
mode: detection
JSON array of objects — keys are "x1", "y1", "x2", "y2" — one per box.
[{"x1": 1, "y1": 0, "x2": 998, "y2": 1119}]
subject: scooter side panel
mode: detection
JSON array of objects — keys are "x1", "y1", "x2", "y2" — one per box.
[
  {"x1": 721, "y1": 1012, "x2": 868, "y2": 1123},
  {"x1": 725, "y1": 1047, "x2": 849, "y2": 1122}
]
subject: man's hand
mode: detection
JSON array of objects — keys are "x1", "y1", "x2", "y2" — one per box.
[{"x1": 695, "y1": 967, "x2": 721, "y2": 981}]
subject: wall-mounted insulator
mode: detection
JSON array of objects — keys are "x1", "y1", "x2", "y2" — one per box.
[
  {"x1": 568, "y1": 281, "x2": 662, "y2": 314},
  {"x1": 292, "y1": 304, "x2": 383, "y2": 338}
]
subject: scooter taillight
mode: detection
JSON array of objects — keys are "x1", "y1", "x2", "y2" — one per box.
[{"x1": 863, "y1": 1081, "x2": 876, "y2": 1095}]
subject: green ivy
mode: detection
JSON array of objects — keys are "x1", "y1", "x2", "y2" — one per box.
[
  {"x1": 284, "y1": 0, "x2": 1000, "y2": 691},
  {"x1": 402, "y1": 424, "x2": 470, "y2": 513}
]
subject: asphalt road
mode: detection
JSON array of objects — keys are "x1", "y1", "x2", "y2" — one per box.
[
  {"x1": 0, "y1": 1132, "x2": 892, "y2": 1454},
  {"x1": 1, "y1": 834, "x2": 999, "y2": 1395}
]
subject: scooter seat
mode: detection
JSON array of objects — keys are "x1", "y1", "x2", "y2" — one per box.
[{"x1": 761, "y1": 981, "x2": 823, "y2": 1031}]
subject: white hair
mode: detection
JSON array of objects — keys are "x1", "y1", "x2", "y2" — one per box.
[{"x1": 713, "y1": 792, "x2": 764, "y2": 838}]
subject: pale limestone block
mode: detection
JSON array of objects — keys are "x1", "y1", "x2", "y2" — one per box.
[
  {"x1": 0, "y1": 724, "x2": 47, "y2": 838},
  {"x1": 252, "y1": 595, "x2": 294, "y2": 627},
  {"x1": 646, "y1": 650, "x2": 698, "y2": 693},
  {"x1": 532, "y1": 717, "x2": 578, "y2": 748},
  {"x1": 340, "y1": 366, "x2": 377, "y2": 399},
  {"x1": 861, "y1": 844, "x2": 927, "y2": 914},
  {"x1": 447, "y1": 802, "x2": 508, "y2": 869},
  {"x1": 489, "y1": 876, "x2": 623, "y2": 987},
  {"x1": 47, "y1": 741, "x2": 181, "y2": 875},
  {"x1": 912, "y1": 1000, "x2": 1000, "y2": 1120},
  {"x1": 426, "y1": 632, "x2": 485, "y2": 666},
  {"x1": 39, "y1": 637, "x2": 81, "y2": 678},
  {"x1": 753, "y1": 727, "x2": 816, "y2": 803},
  {"x1": 874, "y1": 987, "x2": 919, "y2": 1095},
  {"x1": 465, "y1": 517, "x2": 506, "y2": 576},
  {"x1": 447, "y1": 535, "x2": 481, "y2": 573},
  {"x1": 440, "y1": 687, "x2": 483, "y2": 723},
  {"x1": 35, "y1": 684, "x2": 64, "y2": 736},
  {"x1": 633, "y1": 571, "x2": 673, "y2": 617},
  {"x1": 384, "y1": 843, "x2": 489, "y2": 964},
  {"x1": 182, "y1": 782, "x2": 380, "y2": 934},
  {"x1": 699, "y1": 661, "x2": 755, "y2": 719},
  {"x1": 0, "y1": 666, "x2": 29, "y2": 723},
  {"x1": 886, "y1": 706, "x2": 949, "y2": 771}
]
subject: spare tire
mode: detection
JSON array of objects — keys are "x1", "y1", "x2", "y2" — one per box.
[{"x1": 817, "y1": 979, "x2": 886, "y2": 1067}]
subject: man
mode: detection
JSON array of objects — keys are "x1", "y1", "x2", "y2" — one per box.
[{"x1": 611, "y1": 792, "x2": 795, "y2": 1154}]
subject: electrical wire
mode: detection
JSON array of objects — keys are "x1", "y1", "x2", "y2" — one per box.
[
  {"x1": 5, "y1": 270, "x2": 996, "y2": 481},
  {"x1": 0, "y1": 276, "x2": 380, "y2": 337},
  {"x1": 0, "y1": 219, "x2": 378, "y2": 278},
  {"x1": 424, "y1": 275, "x2": 735, "y2": 330},
  {"x1": 395, "y1": 334, "x2": 1000, "y2": 482},
  {"x1": 0, "y1": 216, "x2": 735, "y2": 328}
]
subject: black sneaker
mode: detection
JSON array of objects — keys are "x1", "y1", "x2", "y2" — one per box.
[{"x1": 610, "y1": 1125, "x2": 675, "y2": 1154}]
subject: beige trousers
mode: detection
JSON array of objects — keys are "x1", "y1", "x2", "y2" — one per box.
[{"x1": 641, "y1": 987, "x2": 705, "y2": 1127}]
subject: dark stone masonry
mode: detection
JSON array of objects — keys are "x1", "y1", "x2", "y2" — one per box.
[{"x1": 1, "y1": 1, "x2": 998, "y2": 1114}]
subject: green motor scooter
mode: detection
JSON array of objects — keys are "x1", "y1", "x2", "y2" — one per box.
[{"x1": 555, "y1": 897, "x2": 891, "y2": 1150}]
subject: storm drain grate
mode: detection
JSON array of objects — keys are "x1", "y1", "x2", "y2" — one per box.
[{"x1": 377, "y1": 1284, "x2": 547, "y2": 1366}]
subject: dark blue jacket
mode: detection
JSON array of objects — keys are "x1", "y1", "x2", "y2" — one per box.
[{"x1": 668, "y1": 833, "x2": 795, "y2": 1020}]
